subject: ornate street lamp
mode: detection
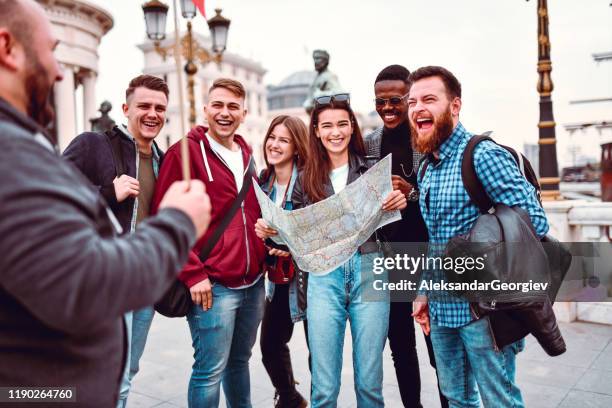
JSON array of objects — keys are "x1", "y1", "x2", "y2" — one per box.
[
  {"x1": 179, "y1": 0, "x2": 196, "y2": 19},
  {"x1": 527, "y1": 0, "x2": 561, "y2": 199},
  {"x1": 142, "y1": 0, "x2": 231, "y2": 128},
  {"x1": 207, "y1": 9, "x2": 231, "y2": 54},
  {"x1": 142, "y1": 0, "x2": 169, "y2": 41}
]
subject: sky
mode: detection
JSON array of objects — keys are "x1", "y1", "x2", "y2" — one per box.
[{"x1": 90, "y1": 0, "x2": 612, "y2": 167}]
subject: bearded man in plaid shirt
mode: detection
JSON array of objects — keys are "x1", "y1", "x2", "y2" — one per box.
[{"x1": 408, "y1": 66, "x2": 549, "y2": 408}]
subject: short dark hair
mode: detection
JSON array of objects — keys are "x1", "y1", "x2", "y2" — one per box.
[
  {"x1": 407, "y1": 66, "x2": 462, "y2": 99},
  {"x1": 0, "y1": 0, "x2": 32, "y2": 46},
  {"x1": 208, "y1": 78, "x2": 246, "y2": 99},
  {"x1": 125, "y1": 75, "x2": 169, "y2": 102},
  {"x1": 375, "y1": 64, "x2": 410, "y2": 85}
]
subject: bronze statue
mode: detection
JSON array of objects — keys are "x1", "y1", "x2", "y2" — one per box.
[
  {"x1": 89, "y1": 100, "x2": 116, "y2": 132},
  {"x1": 304, "y1": 49, "x2": 341, "y2": 114}
]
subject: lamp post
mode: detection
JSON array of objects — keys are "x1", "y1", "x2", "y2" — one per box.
[
  {"x1": 142, "y1": 0, "x2": 230, "y2": 128},
  {"x1": 528, "y1": 0, "x2": 561, "y2": 199}
]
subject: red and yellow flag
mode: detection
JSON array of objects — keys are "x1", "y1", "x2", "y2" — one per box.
[{"x1": 192, "y1": 0, "x2": 206, "y2": 18}]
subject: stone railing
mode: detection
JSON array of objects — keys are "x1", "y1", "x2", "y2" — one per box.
[{"x1": 545, "y1": 200, "x2": 612, "y2": 324}]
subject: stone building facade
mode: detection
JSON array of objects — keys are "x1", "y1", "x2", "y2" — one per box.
[{"x1": 37, "y1": 0, "x2": 113, "y2": 151}]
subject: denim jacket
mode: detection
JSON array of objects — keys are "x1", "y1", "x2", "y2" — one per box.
[{"x1": 259, "y1": 165, "x2": 306, "y2": 323}]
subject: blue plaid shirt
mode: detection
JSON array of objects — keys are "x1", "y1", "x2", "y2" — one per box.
[{"x1": 418, "y1": 122, "x2": 549, "y2": 328}]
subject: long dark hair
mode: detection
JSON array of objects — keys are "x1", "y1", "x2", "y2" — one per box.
[
  {"x1": 261, "y1": 115, "x2": 310, "y2": 181},
  {"x1": 301, "y1": 103, "x2": 365, "y2": 203}
]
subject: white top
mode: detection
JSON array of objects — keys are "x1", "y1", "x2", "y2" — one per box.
[
  {"x1": 273, "y1": 182, "x2": 288, "y2": 207},
  {"x1": 207, "y1": 134, "x2": 244, "y2": 191},
  {"x1": 330, "y1": 163, "x2": 349, "y2": 194}
]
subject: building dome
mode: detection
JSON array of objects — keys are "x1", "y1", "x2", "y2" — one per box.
[
  {"x1": 267, "y1": 70, "x2": 316, "y2": 111},
  {"x1": 277, "y1": 71, "x2": 316, "y2": 88}
]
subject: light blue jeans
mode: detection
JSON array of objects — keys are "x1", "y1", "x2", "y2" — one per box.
[
  {"x1": 186, "y1": 278, "x2": 265, "y2": 408},
  {"x1": 307, "y1": 252, "x2": 389, "y2": 408},
  {"x1": 430, "y1": 317, "x2": 525, "y2": 408},
  {"x1": 116, "y1": 306, "x2": 155, "y2": 408}
]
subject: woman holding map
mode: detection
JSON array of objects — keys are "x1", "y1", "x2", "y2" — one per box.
[
  {"x1": 257, "y1": 115, "x2": 311, "y2": 408},
  {"x1": 257, "y1": 93, "x2": 406, "y2": 407}
]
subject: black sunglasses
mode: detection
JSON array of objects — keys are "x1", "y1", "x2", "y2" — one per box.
[
  {"x1": 374, "y1": 93, "x2": 409, "y2": 107},
  {"x1": 314, "y1": 93, "x2": 351, "y2": 108}
]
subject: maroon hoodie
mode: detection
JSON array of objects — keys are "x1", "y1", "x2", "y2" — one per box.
[{"x1": 152, "y1": 126, "x2": 266, "y2": 288}]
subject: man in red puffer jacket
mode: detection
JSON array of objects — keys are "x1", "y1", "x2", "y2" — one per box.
[{"x1": 152, "y1": 78, "x2": 266, "y2": 408}]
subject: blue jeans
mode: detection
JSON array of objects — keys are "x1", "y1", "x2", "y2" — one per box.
[
  {"x1": 116, "y1": 306, "x2": 155, "y2": 408},
  {"x1": 430, "y1": 317, "x2": 525, "y2": 408},
  {"x1": 186, "y1": 278, "x2": 265, "y2": 408},
  {"x1": 307, "y1": 252, "x2": 389, "y2": 408}
]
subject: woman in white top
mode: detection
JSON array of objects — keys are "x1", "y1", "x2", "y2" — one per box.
[{"x1": 261, "y1": 94, "x2": 406, "y2": 407}]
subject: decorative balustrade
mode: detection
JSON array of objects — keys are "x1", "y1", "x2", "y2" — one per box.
[{"x1": 545, "y1": 200, "x2": 612, "y2": 324}]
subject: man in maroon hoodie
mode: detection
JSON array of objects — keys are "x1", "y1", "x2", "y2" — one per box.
[{"x1": 152, "y1": 78, "x2": 266, "y2": 407}]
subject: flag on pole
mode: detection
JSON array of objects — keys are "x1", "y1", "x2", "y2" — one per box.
[{"x1": 192, "y1": 0, "x2": 206, "y2": 18}]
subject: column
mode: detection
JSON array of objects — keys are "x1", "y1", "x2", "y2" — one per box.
[
  {"x1": 54, "y1": 64, "x2": 77, "y2": 152},
  {"x1": 82, "y1": 70, "x2": 97, "y2": 132},
  {"x1": 536, "y1": 0, "x2": 560, "y2": 199}
]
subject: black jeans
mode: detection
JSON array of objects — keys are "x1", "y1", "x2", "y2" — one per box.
[
  {"x1": 260, "y1": 283, "x2": 310, "y2": 398},
  {"x1": 389, "y1": 301, "x2": 449, "y2": 408}
]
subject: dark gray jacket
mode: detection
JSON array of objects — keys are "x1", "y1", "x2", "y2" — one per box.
[
  {"x1": 0, "y1": 98, "x2": 195, "y2": 407},
  {"x1": 63, "y1": 127, "x2": 164, "y2": 234}
]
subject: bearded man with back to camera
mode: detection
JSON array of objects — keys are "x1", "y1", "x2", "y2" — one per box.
[{"x1": 0, "y1": 1, "x2": 211, "y2": 406}]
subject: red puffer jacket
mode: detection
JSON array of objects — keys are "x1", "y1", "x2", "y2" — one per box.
[{"x1": 152, "y1": 126, "x2": 266, "y2": 288}]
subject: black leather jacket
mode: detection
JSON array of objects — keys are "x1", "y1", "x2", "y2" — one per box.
[
  {"x1": 479, "y1": 302, "x2": 566, "y2": 356},
  {"x1": 448, "y1": 204, "x2": 567, "y2": 356}
]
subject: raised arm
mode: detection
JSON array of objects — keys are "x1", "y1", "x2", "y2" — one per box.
[{"x1": 0, "y1": 139, "x2": 197, "y2": 335}]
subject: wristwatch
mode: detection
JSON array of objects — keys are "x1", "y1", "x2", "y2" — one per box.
[{"x1": 406, "y1": 187, "x2": 419, "y2": 202}]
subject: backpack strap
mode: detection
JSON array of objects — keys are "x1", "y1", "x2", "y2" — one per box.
[
  {"x1": 521, "y1": 154, "x2": 542, "y2": 204},
  {"x1": 198, "y1": 156, "x2": 256, "y2": 261},
  {"x1": 497, "y1": 143, "x2": 542, "y2": 204},
  {"x1": 105, "y1": 129, "x2": 126, "y2": 176},
  {"x1": 461, "y1": 134, "x2": 496, "y2": 214},
  {"x1": 418, "y1": 155, "x2": 430, "y2": 182},
  {"x1": 462, "y1": 132, "x2": 540, "y2": 214}
]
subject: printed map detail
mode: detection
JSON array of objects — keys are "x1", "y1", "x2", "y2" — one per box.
[{"x1": 254, "y1": 154, "x2": 401, "y2": 275}]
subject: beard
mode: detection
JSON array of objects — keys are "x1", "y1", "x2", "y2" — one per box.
[
  {"x1": 25, "y1": 55, "x2": 56, "y2": 130},
  {"x1": 410, "y1": 106, "x2": 455, "y2": 154}
]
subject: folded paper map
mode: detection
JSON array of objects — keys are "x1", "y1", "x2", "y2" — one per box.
[{"x1": 254, "y1": 154, "x2": 401, "y2": 275}]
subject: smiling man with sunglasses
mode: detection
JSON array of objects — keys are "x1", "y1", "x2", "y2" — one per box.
[{"x1": 365, "y1": 64, "x2": 448, "y2": 408}]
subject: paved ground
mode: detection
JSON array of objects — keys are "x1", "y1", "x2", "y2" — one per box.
[{"x1": 127, "y1": 315, "x2": 612, "y2": 408}]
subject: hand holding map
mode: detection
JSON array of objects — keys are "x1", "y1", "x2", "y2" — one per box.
[{"x1": 254, "y1": 154, "x2": 401, "y2": 275}]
